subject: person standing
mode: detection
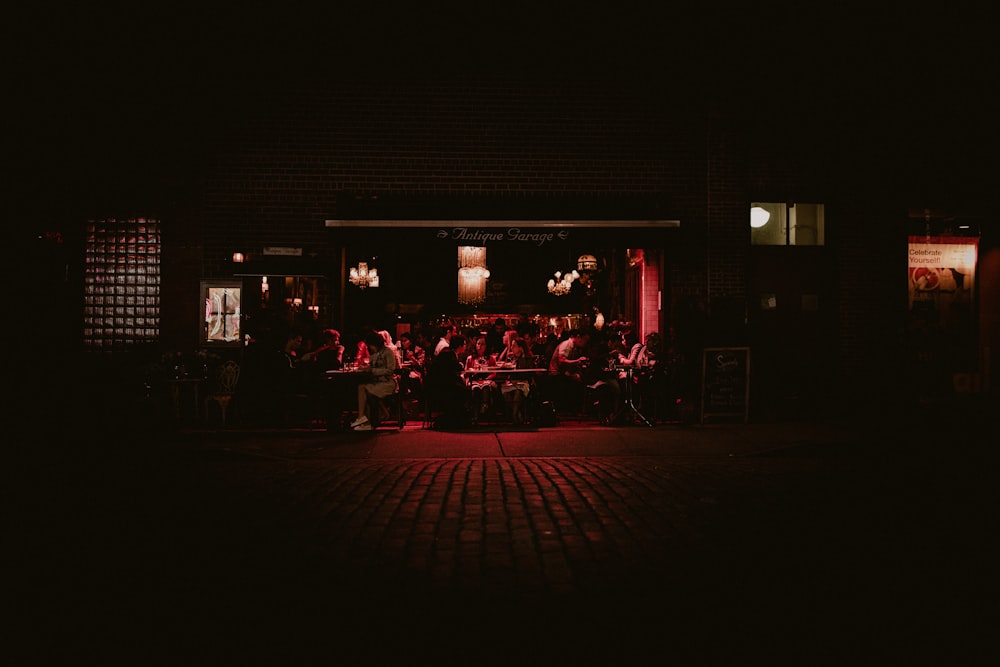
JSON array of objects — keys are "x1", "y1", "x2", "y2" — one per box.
[{"x1": 486, "y1": 317, "x2": 507, "y2": 356}]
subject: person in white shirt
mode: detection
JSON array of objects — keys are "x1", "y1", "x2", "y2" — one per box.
[{"x1": 434, "y1": 324, "x2": 457, "y2": 356}]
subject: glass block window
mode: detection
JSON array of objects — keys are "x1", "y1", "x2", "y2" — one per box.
[{"x1": 83, "y1": 218, "x2": 161, "y2": 351}]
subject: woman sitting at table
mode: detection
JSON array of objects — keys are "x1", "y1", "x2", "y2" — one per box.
[
  {"x1": 350, "y1": 330, "x2": 398, "y2": 431},
  {"x1": 617, "y1": 330, "x2": 644, "y2": 370},
  {"x1": 464, "y1": 335, "x2": 497, "y2": 423},
  {"x1": 378, "y1": 329, "x2": 403, "y2": 368},
  {"x1": 495, "y1": 328, "x2": 518, "y2": 363},
  {"x1": 498, "y1": 335, "x2": 535, "y2": 424}
]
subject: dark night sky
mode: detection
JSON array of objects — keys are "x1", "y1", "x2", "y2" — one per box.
[{"x1": 12, "y1": 5, "x2": 996, "y2": 230}]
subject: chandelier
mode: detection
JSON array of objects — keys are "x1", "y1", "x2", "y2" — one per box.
[
  {"x1": 349, "y1": 261, "x2": 379, "y2": 289},
  {"x1": 547, "y1": 269, "x2": 578, "y2": 296},
  {"x1": 457, "y1": 246, "x2": 490, "y2": 306}
]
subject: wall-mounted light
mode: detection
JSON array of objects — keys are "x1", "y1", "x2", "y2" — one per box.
[
  {"x1": 750, "y1": 206, "x2": 771, "y2": 228},
  {"x1": 232, "y1": 252, "x2": 245, "y2": 263}
]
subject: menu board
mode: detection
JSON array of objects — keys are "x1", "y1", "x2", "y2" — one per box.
[{"x1": 701, "y1": 347, "x2": 750, "y2": 423}]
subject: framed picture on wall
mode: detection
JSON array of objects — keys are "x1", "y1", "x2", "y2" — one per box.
[{"x1": 201, "y1": 281, "x2": 242, "y2": 346}]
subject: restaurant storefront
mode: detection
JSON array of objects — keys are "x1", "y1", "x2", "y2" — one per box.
[
  {"x1": 320, "y1": 219, "x2": 678, "y2": 340},
  {"x1": 48, "y1": 81, "x2": 996, "y2": 425}
]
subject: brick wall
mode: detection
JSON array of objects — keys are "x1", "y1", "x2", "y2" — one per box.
[
  {"x1": 186, "y1": 81, "x2": 729, "y2": 341},
  {"x1": 175, "y1": 80, "x2": 893, "y2": 416}
]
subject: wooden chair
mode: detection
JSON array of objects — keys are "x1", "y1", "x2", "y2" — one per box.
[{"x1": 203, "y1": 360, "x2": 240, "y2": 427}]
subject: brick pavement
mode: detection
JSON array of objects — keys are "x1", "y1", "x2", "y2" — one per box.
[{"x1": 17, "y1": 414, "x2": 996, "y2": 665}]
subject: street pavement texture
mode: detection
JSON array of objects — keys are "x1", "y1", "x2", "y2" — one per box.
[{"x1": 13, "y1": 411, "x2": 997, "y2": 666}]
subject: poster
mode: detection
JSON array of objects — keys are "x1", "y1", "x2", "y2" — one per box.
[
  {"x1": 908, "y1": 236, "x2": 977, "y2": 324},
  {"x1": 907, "y1": 235, "x2": 978, "y2": 377}
]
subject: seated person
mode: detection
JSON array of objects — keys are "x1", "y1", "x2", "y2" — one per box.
[
  {"x1": 617, "y1": 330, "x2": 644, "y2": 369},
  {"x1": 425, "y1": 334, "x2": 472, "y2": 428},
  {"x1": 303, "y1": 328, "x2": 345, "y2": 371},
  {"x1": 353, "y1": 337, "x2": 370, "y2": 366},
  {"x1": 350, "y1": 330, "x2": 398, "y2": 431},
  {"x1": 497, "y1": 335, "x2": 534, "y2": 424},
  {"x1": 548, "y1": 328, "x2": 619, "y2": 422},
  {"x1": 397, "y1": 331, "x2": 427, "y2": 400},
  {"x1": 496, "y1": 328, "x2": 518, "y2": 363},
  {"x1": 464, "y1": 334, "x2": 498, "y2": 422},
  {"x1": 299, "y1": 327, "x2": 346, "y2": 421},
  {"x1": 548, "y1": 328, "x2": 590, "y2": 380},
  {"x1": 434, "y1": 324, "x2": 458, "y2": 357}
]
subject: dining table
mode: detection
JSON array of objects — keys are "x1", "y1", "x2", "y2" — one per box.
[
  {"x1": 606, "y1": 363, "x2": 654, "y2": 427},
  {"x1": 167, "y1": 376, "x2": 205, "y2": 424},
  {"x1": 323, "y1": 365, "x2": 373, "y2": 430},
  {"x1": 461, "y1": 366, "x2": 548, "y2": 378},
  {"x1": 460, "y1": 366, "x2": 549, "y2": 425}
]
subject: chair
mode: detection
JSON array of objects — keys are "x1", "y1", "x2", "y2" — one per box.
[
  {"x1": 370, "y1": 388, "x2": 406, "y2": 430},
  {"x1": 203, "y1": 360, "x2": 240, "y2": 427}
]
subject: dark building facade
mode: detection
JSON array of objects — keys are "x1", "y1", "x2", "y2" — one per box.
[{"x1": 41, "y1": 80, "x2": 996, "y2": 422}]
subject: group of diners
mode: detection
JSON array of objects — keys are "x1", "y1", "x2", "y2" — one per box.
[{"x1": 240, "y1": 316, "x2": 675, "y2": 430}]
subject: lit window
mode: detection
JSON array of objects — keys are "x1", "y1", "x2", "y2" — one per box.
[
  {"x1": 201, "y1": 282, "x2": 242, "y2": 345},
  {"x1": 751, "y1": 203, "x2": 825, "y2": 246}
]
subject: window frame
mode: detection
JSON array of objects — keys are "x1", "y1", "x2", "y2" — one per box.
[{"x1": 200, "y1": 280, "x2": 242, "y2": 347}]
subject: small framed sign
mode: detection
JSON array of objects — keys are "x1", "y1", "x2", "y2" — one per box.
[{"x1": 700, "y1": 347, "x2": 750, "y2": 423}]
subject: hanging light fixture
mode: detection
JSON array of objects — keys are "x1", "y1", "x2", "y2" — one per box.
[
  {"x1": 575, "y1": 253, "x2": 601, "y2": 292},
  {"x1": 457, "y1": 246, "x2": 490, "y2": 305},
  {"x1": 577, "y1": 254, "x2": 598, "y2": 271},
  {"x1": 547, "y1": 269, "x2": 578, "y2": 296},
  {"x1": 750, "y1": 206, "x2": 771, "y2": 228},
  {"x1": 349, "y1": 261, "x2": 379, "y2": 289}
]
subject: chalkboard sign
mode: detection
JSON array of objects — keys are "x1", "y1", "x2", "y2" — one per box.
[{"x1": 701, "y1": 347, "x2": 750, "y2": 423}]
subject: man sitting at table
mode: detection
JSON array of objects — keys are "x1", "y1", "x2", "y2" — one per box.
[
  {"x1": 397, "y1": 331, "x2": 426, "y2": 401},
  {"x1": 547, "y1": 328, "x2": 620, "y2": 422},
  {"x1": 350, "y1": 330, "x2": 399, "y2": 431},
  {"x1": 426, "y1": 334, "x2": 472, "y2": 429},
  {"x1": 486, "y1": 317, "x2": 508, "y2": 357}
]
